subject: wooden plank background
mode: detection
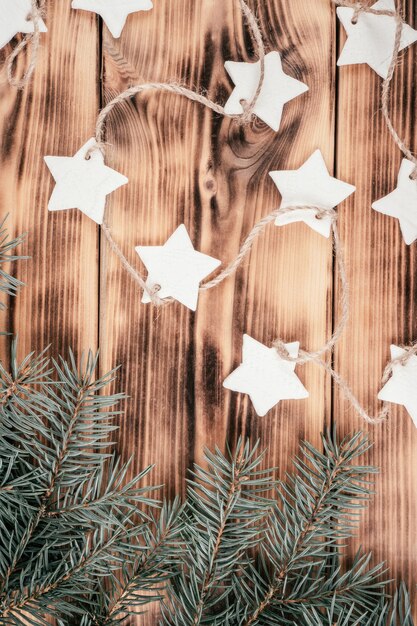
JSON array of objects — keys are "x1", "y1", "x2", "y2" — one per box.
[{"x1": 0, "y1": 0, "x2": 416, "y2": 623}]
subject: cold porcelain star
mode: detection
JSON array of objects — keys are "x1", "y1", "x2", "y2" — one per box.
[
  {"x1": 136, "y1": 224, "x2": 221, "y2": 311},
  {"x1": 337, "y1": 0, "x2": 417, "y2": 79},
  {"x1": 71, "y1": 0, "x2": 153, "y2": 38},
  {"x1": 224, "y1": 51, "x2": 308, "y2": 132},
  {"x1": 378, "y1": 345, "x2": 417, "y2": 428},
  {"x1": 44, "y1": 138, "x2": 128, "y2": 225},
  {"x1": 269, "y1": 150, "x2": 356, "y2": 237},
  {"x1": 0, "y1": 0, "x2": 47, "y2": 49},
  {"x1": 223, "y1": 334, "x2": 308, "y2": 417},
  {"x1": 372, "y1": 159, "x2": 417, "y2": 245}
]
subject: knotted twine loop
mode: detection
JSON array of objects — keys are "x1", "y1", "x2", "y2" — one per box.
[
  {"x1": 6, "y1": 0, "x2": 46, "y2": 89},
  {"x1": 332, "y1": 0, "x2": 417, "y2": 179}
]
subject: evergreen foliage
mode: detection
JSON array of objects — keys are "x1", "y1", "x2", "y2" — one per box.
[
  {"x1": 0, "y1": 216, "x2": 26, "y2": 311},
  {"x1": 0, "y1": 224, "x2": 414, "y2": 624}
]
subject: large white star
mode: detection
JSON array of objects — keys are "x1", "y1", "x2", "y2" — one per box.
[
  {"x1": 223, "y1": 335, "x2": 308, "y2": 417},
  {"x1": 223, "y1": 51, "x2": 308, "y2": 132},
  {"x1": 337, "y1": 0, "x2": 417, "y2": 79},
  {"x1": 135, "y1": 224, "x2": 221, "y2": 311},
  {"x1": 44, "y1": 138, "x2": 128, "y2": 225},
  {"x1": 269, "y1": 150, "x2": 356, "y2": 237},
  {"x1": 372, "y1": 159, "x2": 417, "y2": 245},
  {"x1": 71, "y1": 0, "x2": 153, "y2": 39},
  {"x1": 378, "y1": 345, "x2": 417, "y2": 428},
  {"x1": 0, "y1": 0, "x2": 47, "y2": 49}
]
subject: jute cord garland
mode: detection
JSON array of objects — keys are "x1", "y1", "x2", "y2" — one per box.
[
  {"x1": 92, "y1": 0, "x2": 417, "y2": 424},
  {"x1": 5, "y1": 0, "x2": 45, "y2": 89},
  {"x1": 332, "y1": 0, "x2": 417, "y2": 179}
]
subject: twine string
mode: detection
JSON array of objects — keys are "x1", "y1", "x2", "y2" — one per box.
[
  {"x1": 332, "y1": 0, "x2": 417, "y2": 179},
  {"x1": 90, "y1": 0, "x2": 265, "y2": 157},
  {"x1": 103, "y1": 207, "x2": 348, "y2": 360},
  {"x1": 273, "y1": 218, "x2": 348, "y2": 365},
  {"x1": 296, "y1": 341, "x2": 417, "y2": 424},
  {"x1": 97, "y1": 0, "x2": 415, "y2": 424},
  {"x1": 6, "y1": 0, "x2": 45, "y2": 89}
]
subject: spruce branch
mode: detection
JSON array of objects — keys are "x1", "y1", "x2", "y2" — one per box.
[
  {"x1": 161, "y1": 430, "x2": 411, "y2": 626},
  {"x1": 241, "y1": 431, "x2": 378, "y2": 625},
  {"x1": 0, "y1": 215, "x2": 27, "y2": 311},
  {"x1": 161, "y1": 439, "x2": 277, "y2": 625},
  {"x1": 0, "y1": 347, "x2": 178, "y2": 625}
]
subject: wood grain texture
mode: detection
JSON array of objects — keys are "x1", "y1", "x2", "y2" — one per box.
[
  {"x1": 100, "y1": 0, "x2": 333, "y2": 514},
  {"x1": 0, "y1": 0, "x2": 415, "y2": 622},
  {"x1": 335, "y1": 0, "x2": 417, "y2": 610},
  {"x1": 0, "y1": 1, "x2": 99, "y2": 360}
]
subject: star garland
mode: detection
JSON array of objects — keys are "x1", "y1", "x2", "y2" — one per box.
[{"x1": 3, "y1": 0, "x2": 416, "y2": 426}]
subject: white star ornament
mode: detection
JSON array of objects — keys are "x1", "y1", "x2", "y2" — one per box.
[
  {"x1": 337, "y1": 0, "x2": 417, "y2": 79},
  {"x1": 71, "y1": 0, "x2": 153, "y2": 38},
  {"x1": 0, "y1": 0, "x2": 47, "y2": 49},
  {"x1": 378, "y1": 345, "x2": 417, "y2": 428},
  {"x1": 223, "y1": 335, "x2": 308, "y2": 417},
  {"x1": 44, "y1": 138, "x2": 128, "y2": 225},
  {"x1": 135, "y1": 225, "x2": 221, "y2": 311},
  {"x1": 269, "y1": 149, "x2": 356, "y2": 237},
  {"x1": 372, "y1": 159, "x2": 417, "y2": 245},
  {"x1": 224, "y1": 51, "x2": 308, "y2": 132}
]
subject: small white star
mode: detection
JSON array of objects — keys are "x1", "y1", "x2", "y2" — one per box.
[
  {"x1": 372, "y1": 159, "x2": 417, "y2": 245},
  {"x1": 223, "y1": 334, "x2": 308, "y2": 417},
  {"x1": 378, "y1": 345, "x2": 417, "y2": 428},
  {"x1": 0, "y1": 0, "x2": 47, "y2": 49},
  {"x1": 269, "y1": 150, "x2": 356, "y2": 237},
  {"x1": 44, "y1": 138, "x2": 128, "y2": 225},
  {"x1": 71, "y1": 0, "x2": 153, "y2": 39},
  {"x1": 135, "y1": 224, "x2": 221, "y2": 311},
  {"x1": 223, "y1": 51, "x2": 309, "y2": 132},
  {"x1": 337, "y1": 0, "x2": 417, "y2": 79}
]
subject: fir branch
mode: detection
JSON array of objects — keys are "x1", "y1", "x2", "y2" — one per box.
[
  {"x1": 0, "y1": 215, "x2": 27, "y2": 311},
  {"x1": 161, "y1": 439, "x2": 276, "y2": 625},
  {"x1": 99, "y1": 499, "x2": 184, "y2": 625},
  {"x1": 241, "y1": 431, "x2": 377, "y2": 625}
]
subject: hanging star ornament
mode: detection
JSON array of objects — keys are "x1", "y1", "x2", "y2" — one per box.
[
  {"x1": 0, "y1": 0, "x2": 47, "y2": 49},
  {"x1": 44, "y1": 138, "x2": 128, "y2": 225},
  {"x1": 223, "y1": 51, "x2": 308, "y2": 132},
  {"x1": 378, "y1": 345, "x2": 417, "y2": 428},
  {"x1": 372, "y1": 158, "x2": 417, "y2": 245},
  {"x1": 135, "y1": 224, "x2": 221, "y2": 311},
  {"x1": 71, "y1": 0, "x2": 153, "y2": 39},
  {"x1": 336, "y1": 0, "x2": 417, "y2": 79},
  {"x1": 269, "y1": 150, "x2": 356, "y2": 237},
  {"x1": 223, "y1": 335, "x2": 308, "y2": 417}
]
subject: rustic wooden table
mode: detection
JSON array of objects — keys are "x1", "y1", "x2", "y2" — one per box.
[{"x1": 0, "y1": 0, "x2": 416, "y2": 622}]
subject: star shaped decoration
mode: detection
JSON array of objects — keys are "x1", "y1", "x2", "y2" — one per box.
[
  {"x1": 135, "y1": 224, "x2": 221, "y2": 311},
  {"x1": 44, "y1": 138, "x2": 128, "y2": 225},
  {"x1": 269, "y1": 150, "x2": 356, "y2": 237},
  {"x1": 71, "y1": 0, "x2": 153, "y2": 39},
  {"x1": 0, "y1": 0, "x2": 47, "y2": 49},
  {"x1": 337, "y1": 0, "x2": 417, "y2": 79},
  {"x1": 372, "y1": 158, "x2": 417, "y2": 245},
  {"x1": 378, "y1": 345, "x2": 417, "y2": 428},
  {"x1": 223, "y1": 334, "x2": 308, "y2": 417},
  {"x1": 223, "y1": 51, "x2": 309, "y2": 132}
]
